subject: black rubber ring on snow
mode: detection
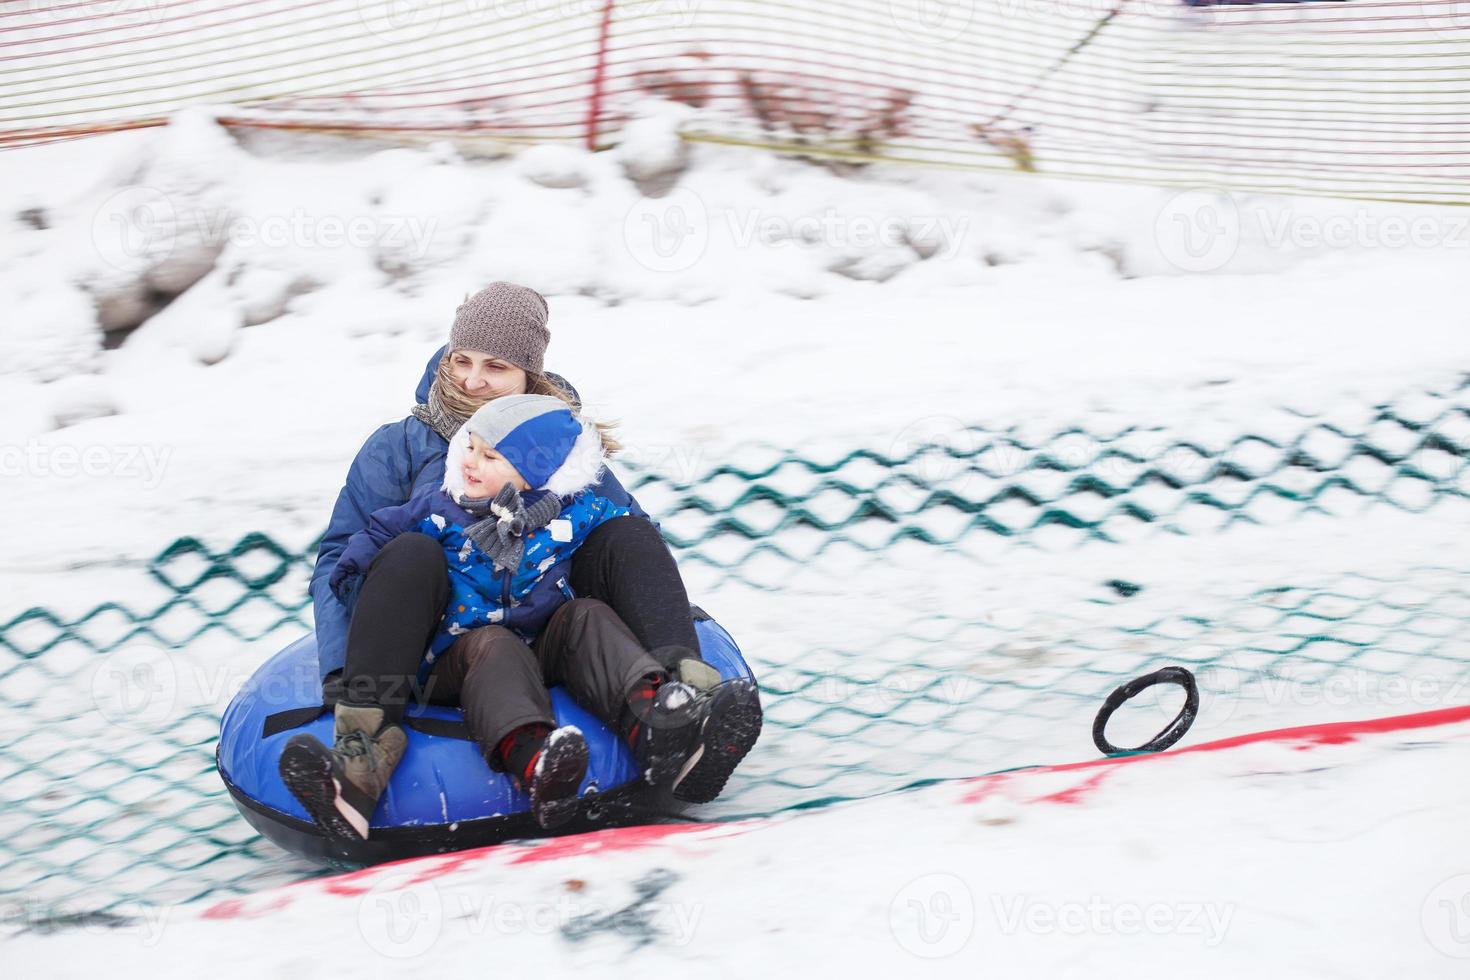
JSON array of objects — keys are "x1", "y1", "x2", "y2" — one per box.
[{"x1": 1092, "y1": 666, "x2": 1199, "y2": 756}]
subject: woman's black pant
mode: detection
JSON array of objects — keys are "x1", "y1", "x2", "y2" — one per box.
[{"x1": 337, "y1": 516, "x2": 701, "y2": 763}]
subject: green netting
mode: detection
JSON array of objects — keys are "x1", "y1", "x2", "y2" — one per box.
[{"x1": 2, "y1": 380, "x2": 1468, "y2": 921}]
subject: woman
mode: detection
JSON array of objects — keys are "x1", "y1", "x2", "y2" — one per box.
[{"x1": 304, "y1": 283, "x2": 761, "y2": 835}]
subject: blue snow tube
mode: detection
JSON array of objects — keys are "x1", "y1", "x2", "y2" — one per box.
[{"x1": 217, "y1": 607, "x2": 756, "y2": 866}]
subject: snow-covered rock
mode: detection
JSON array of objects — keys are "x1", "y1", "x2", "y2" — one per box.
[
  {"x1": 0, "y1": 283, "x2": 99, "y2": 382},
  {"x1": 612, "y1": 104, "x2": 693, "y2": 187},
  {"x1": 515, "y1": 143, "x2": 595, "y2": 190}
]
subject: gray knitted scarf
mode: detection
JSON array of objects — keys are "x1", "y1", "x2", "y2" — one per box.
[
  {"x1": 459, "y1": 483, "x2": 563, "y2": 573},
  {"x1": 410, "y1": 382, "x2": 466, "y2": 442}
]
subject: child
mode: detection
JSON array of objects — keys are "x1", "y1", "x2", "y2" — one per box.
[
  {"x1": 331, "y1": 392, "x2": 628, "y2": 679},
  {"x1": 281, "y1": 394, "x2": 711, "y2": 833}
]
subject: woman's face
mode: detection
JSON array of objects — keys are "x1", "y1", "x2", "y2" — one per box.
[
  {"x1": 462, "y1": 434, "x2": 531, "y2": 497},
  {"x1": 450, "y1": 350, "x2": 528, "y2": 400}
]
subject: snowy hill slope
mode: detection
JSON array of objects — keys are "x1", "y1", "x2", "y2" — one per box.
[
  {"x1": 2, "y1": 110, "x2": 1469, "y2": 970},
  {"x1": 11, "y1": 706, "x2": 1470, "y2": 978}
]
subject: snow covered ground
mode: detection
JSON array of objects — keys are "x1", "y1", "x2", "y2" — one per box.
[
  {"x1": 3, "y1": 109, "x2": 1467, "y2": 580},
  {"x1": 2, "y1": 109, "x2": 1468, "y2": 973},
  {"x1": 11, "y1": 706, "x2": 1470, "y2": 978}
]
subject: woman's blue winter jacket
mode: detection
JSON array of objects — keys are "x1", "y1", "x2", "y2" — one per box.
[{"x1": 309, "y1": 345, "x2": 648, "y2": 681}]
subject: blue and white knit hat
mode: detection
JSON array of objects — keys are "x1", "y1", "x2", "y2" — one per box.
[{"x1": 443, "y1": 394, "x2": 605, "y2": 500}]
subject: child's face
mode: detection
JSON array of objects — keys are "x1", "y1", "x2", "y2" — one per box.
[{"x1": 462, "y1": 434, "x2": 531, "y2": 497}]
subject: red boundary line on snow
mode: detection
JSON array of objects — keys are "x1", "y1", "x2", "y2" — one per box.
[
  {"x1": 1053, "y1": 701, "x2": 1470, "y2": 771},
  {"x1": 202, "y1": 703, "x2": 1470, "y2": 919},
  {"x1": 200, "y1": 821, "x2": 723, "y2": 918},
  {"x1": 960, "y1": 701, "x2": 1470, "y2": 804}
]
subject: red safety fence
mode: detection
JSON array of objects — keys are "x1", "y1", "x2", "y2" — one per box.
[{"x1": 3, "y1": 0, "x2": 1469, "y2": 203}]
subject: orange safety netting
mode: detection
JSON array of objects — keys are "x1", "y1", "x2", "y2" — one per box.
[{"x1": 3, "y1": 0, "x2": 1468, "y2": 202}]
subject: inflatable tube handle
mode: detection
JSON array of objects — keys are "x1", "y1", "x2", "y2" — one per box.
[
  {"x1": 1092, "y1": 666, "x2": 1199, "y2": 756},
  {"x1": 260, "y1": 704, "x2": 473, "y2": 741}
]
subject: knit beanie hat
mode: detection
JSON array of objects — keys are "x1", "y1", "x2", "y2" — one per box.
[
  {"x1": 443, "y1": 394, "x2": 606, "y2": 499},
  {"x1": 448, "y1": 282, "x2": 550, "y2": 374}
]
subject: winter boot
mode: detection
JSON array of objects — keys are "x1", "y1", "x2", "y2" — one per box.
[
  {"x1": 500, "y1": 725, "x2": 588, "y2": 830},
  {"x1": 671, "y1": 679, "x2": 763, "y2": 804},
  {"x1": 625, "y1": 677, "x2": 704, "y2": 790},
  {"x1": 278, "y1": 703, "x2": 407, "y2": 840},
  {"x1": 674, "y1": 657, "x2": 722, "y2": 693}
]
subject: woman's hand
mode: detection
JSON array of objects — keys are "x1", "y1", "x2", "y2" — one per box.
[{"x1": 329, "y1": 561, "x2": 363, "y2": 609}]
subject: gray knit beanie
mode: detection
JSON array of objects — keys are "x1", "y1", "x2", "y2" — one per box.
[{"x1": 448, "y1": 282, "x2": 550, "y2": 374}]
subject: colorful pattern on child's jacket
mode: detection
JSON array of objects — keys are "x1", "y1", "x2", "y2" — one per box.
[
  {"x1": 309, "y1": 348, "x2": 651, "y2": 683},
  {"x1": 330, "y1": 485, "x2": 628, "y2": 681}
]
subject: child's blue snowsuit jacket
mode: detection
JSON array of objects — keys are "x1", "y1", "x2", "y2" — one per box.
[
  {"x1": 329, "y1": 483, "x2": 628, "y2": 682},
  {"x1": 309, "y1": 345, "x2": 650, "y2": 682}
]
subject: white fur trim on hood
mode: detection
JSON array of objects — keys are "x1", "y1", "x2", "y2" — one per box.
[
  {"x1": 442, "y1": 417, "x2": 607, "y2": 501},
  {"x1": 543, "y1": 420, "x2": 607, "y2": 497}
]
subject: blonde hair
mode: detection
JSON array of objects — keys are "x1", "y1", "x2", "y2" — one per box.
[{"x1": 438, "y1": 351, "x2": 623, "y2": 456}]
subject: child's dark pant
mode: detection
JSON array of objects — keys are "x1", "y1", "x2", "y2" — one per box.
[
  {"x1": 428, "y1": 600, "x2": 662, "y2": 770},
  {"x1": 337, "y1": 516, "x2": 697, "y2": 767}
]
